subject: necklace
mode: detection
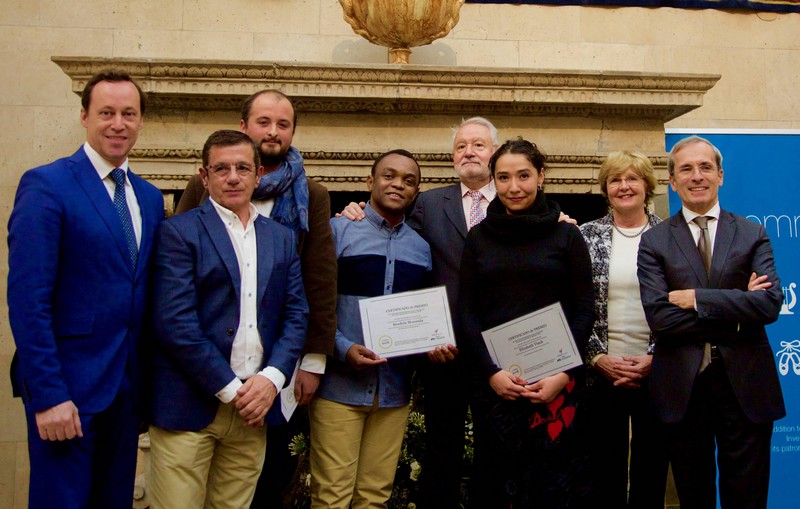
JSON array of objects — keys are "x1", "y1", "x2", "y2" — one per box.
[{"x1": 611, "y1": 217, "x2": 649, "y2": 238}]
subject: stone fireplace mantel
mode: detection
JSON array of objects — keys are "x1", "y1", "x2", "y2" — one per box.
[
  {"x1": 52, "y1": 57, "x2": 719, "y2": 213},
  {"x1": 53, "y1": 57, "x2": 718, "y2": 120}
]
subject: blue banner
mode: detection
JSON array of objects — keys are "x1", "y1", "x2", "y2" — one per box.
[
  {"x1": 467, "y1": 0, "x2": 800, "y2": 13},
  {"x1": 665, "y1": 130, "x2": 800, "y2": 509}
]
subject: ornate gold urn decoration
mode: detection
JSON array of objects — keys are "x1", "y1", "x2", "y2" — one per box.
[{"x1": 339, "y1": 0, "x2": 465, "y2": 64}]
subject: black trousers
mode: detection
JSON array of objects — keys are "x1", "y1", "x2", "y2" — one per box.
[
  {"x1": 668, "y1": 356, "x2": 774, "y2": 509},
  {"x1": 585, "y1": 376, "x2": 669, "y2": 509},
  {"x1": 250, "y1": 407, "x2": 308, "y2": 509},
  {"x1": 417, "y1": 358, "x2": 470, "y2": 509}
]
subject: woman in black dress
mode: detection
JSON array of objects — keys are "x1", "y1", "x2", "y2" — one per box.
[{"x1": 459, "y1": 138, "x2": 595, "y2": 509}]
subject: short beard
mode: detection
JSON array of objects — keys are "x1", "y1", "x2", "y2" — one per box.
[{"x1": 260, "y1": 145, "x2": 289, "y2": 170}]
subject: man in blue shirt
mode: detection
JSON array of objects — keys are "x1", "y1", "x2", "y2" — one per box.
[{"x1": 309, "y1": 149, "x2": 432, "y2": 508}]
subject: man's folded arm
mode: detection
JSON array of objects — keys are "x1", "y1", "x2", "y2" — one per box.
[
  {"x1": 695, "y1": 231, "x2": 782, "y2": 324},
  {"x1": 637, "y1": 233, "x2": 715, "y2": 337}
]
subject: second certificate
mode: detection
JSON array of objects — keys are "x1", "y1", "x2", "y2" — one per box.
[{"x1": 481, "y1": 302, "x2": 583, "y2": 383}]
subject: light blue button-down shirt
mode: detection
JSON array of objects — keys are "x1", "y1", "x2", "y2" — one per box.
[{"x1": 317, "y1": 203, "x2": 432, "y2": 408}]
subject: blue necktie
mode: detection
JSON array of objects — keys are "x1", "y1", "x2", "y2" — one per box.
[{"x1": 110, "y1": 168, "x2": 138, "y2": 269}]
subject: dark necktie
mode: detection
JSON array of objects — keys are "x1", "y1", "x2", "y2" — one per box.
[
  {"x1": 110, "y1": 168, "x2": 138, "y2": 269},
  {"x1": 693, "y1": 215, "x2": 712, "y2": 274},
  {"x1": 693, "y1": 215, "x2": 712, "y2": 371}
]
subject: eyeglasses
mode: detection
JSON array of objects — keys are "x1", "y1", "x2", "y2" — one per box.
[
  {"x1": 207, "y1": 163, "x2": 256, "y2": 177},
  {"x1": 607, "y1": 176, "x2": 643, "y2": 188}
]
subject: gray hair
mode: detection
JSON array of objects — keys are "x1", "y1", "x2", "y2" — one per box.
[
  {"x1": 668, "y1": 135, "x2": 723, "y2": 176},
  {"x1": 451, "y1": 117, "x2": 500, "y2": 148}
]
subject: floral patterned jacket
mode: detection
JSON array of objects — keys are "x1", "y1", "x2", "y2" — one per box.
[{"x1": 578, "y1": 212, "x2": 662, "y2": 374}]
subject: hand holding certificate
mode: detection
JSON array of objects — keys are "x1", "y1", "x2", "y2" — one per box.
[
  {"x1": 482, "y1": 302, "x2": 582, "y2": 383},
  {"x1": 359, "y1": 286, "x2": 456, "y2": 358}
]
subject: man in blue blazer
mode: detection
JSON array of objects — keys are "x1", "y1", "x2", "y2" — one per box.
[
  {"x1": 638, "y1": 135, "x2": 785, "y2": 509},
  {"x1": 147, "y1": 130, "x2": 308, "y2": 509},
  {"x1": 7, "y1": 71, "x2": 164, "y2": 509}
]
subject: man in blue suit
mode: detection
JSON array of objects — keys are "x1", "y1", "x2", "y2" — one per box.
[
  {"x1": 147, "y1": 130, "x2": 308, "y2": 509},
  {"x1": 7, "y1": 71, "x2": 165, "y2": 509}
]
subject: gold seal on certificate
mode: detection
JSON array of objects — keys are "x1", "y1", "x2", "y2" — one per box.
[
  {"x1": 481, "y1": 302, "x2": 582, "y2": 383},
  {"x1": 358, "y1": 286, "x2": 456, "y2": 358}
]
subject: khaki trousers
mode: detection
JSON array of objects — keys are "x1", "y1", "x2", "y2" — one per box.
[
  {"x1": 309, "y1": 396, "x2": 409, "y2": 509},
  {"x1": 147, "y1": 402, "x2": 267, "y2": 509}
]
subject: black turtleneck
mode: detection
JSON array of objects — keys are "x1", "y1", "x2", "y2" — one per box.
[{"x1": 458, "y1": 192, "x2": 595, "y2": 383}]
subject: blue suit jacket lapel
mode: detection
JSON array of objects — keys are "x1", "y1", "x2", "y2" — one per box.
[
  {"x1": 129, "y1": 170, "x2": 156, "y2": 281},
  {"x1": 255, "y1": 219, "x2": 275, "y2": 306},
  {"x1": 68, "y1": 149, "x2": 134, "y2": 275},
  {"x1": 709, "y1": 210, "x2": 736, "y2": 287},
  {"x1": 443, "y1": 184, "x2": 468, "y2": 239},
  {"x1": 199, "y1": 200, "x2": 241, "y2": 299},
  {"x1": 669, "y1": 212, "x2": 709, "y2": 286}
]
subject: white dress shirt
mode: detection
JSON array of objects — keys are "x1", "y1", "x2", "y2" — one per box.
[
  {"x1": 607, "y1": 227, "x2": 651, "y2": 357},
  {"x1": 209, "y1": 199, "x2": 285, "y2": 403},
  {"x1": 681, "y1": 202, "x2": 721, "y2": 254},
  {"x1": 83, "y1": 142, "x2": 142, "y2": 247}
]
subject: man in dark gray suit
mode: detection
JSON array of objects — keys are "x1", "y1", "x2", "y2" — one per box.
[
  {"x1": 637, "y1": 135, "x2": 785, "y2": 509},
  {"x1": 406, "y1": 117, "x2": 499, "y2": 509}
]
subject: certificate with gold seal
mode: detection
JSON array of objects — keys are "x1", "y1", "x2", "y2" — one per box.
[
  {"x1": 358, "y1": 286, "x2": 456, "y2": 358},
  {"x1": 481, "y1": 302, "x2": 582, "y2": 383}
]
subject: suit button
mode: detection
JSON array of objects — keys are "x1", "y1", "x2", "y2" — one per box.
[{"x1": 226, "y1": 328, "x2": 234, "y2": 336}]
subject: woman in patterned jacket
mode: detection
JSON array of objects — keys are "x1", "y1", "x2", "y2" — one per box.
[{"x1": 578, "y1": 151, "x2": 668, "y2": 509}]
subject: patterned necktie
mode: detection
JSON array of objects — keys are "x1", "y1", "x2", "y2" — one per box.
[
  {"x1": 110, "y1": 168, "x2": 138, "y2": 269},
  {"x1": 693, "y1": 215, "x2": 712, "y2": 274},
  {"x1": 467, "y1": 190, "x2": 485, "y2": 230},
  {"x1": 693, "y1": 215, "x2": 713, "y2": 372}
]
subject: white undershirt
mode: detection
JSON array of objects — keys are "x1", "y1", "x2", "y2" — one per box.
[
  {"x1": 606, "y1": 226, "x2": 651, "y2": 357},
  {"x1": 253, "y1": 197, "x2": 275, "y2": 218}
]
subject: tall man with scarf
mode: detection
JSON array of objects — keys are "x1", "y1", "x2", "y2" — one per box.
[{"x1": 175, "y1": 90, "x2": 337, "y2": 508}]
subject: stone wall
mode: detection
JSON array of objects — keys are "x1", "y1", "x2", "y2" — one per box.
[{"x1": 1, "y1": 1, "x2": 798, "y2": 506}]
